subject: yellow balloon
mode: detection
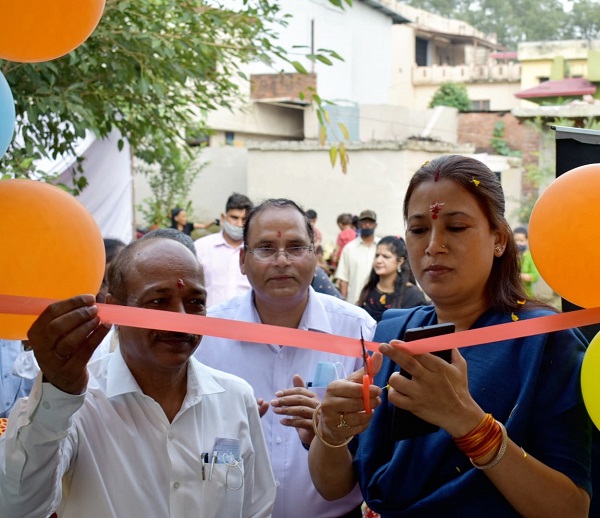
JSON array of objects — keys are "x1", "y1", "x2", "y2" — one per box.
[
  {"x1": 0, "y1": 180, "x2": 105, "y2": 339},
  {"x1": 581, "y1": 331, "x2": 600, "y2": 430}
]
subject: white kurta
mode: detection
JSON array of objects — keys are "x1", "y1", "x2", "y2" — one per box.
[{"x1": 0, "y1": 351, "x2": 276, "y2": 518}]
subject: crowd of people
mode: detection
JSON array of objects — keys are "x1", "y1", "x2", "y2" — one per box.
[{"x1": 0, "y1": 155, "x2": 594, "y2": 517}]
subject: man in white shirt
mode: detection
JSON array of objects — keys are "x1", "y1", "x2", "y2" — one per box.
[
  {"x1": 335, "y1": 210, "x2": 380, "y2": 304},
  {"x1": 0, "y1": 237, "x2": 276, "y2": 518},
  {"x1": 195, "y1": 199, "x2": 376, "y2": 518},
  {"x1": 195, "y1": 193, "x2": 253, "y2": 308}
]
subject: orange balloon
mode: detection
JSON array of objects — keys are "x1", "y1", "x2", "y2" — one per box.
[
  {"x1": 0, "y1": 0, "x2": 105, "y2": 62},
  {"x1": 529, "y1": 163, "x2": 600, "y2": 308},
  {"x1": 0, "y1": 180, "x2": 105, "y2": 339}
]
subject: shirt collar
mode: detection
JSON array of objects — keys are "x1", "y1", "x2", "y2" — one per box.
[
  {"x1": 215, "y1": 230, "x2": 244, "y2": 250},
  {"x1": 105, "y1": 348, "x2": 226, "y2": 404},
  {"x1": 240, "y1": 286, "x2": 332, "y2": 335}
]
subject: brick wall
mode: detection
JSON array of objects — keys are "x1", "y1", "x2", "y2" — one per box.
[
  {"x1": 250, "y1": 73, "x2": 317, "y2": 101},
  {"x1": 458, "y1": 112, "x2": 540, "y2": 166}
]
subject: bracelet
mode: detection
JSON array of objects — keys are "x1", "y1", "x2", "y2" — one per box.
[
  {"x1": 453, "y1": 413, "x2": 502, "y2": 460},
  {"x1": 470, "y1": 421, "x2": 508, "y2": 470},
  {"x1": 312, "y1": 403, "x2": 354, "y2": 449}
]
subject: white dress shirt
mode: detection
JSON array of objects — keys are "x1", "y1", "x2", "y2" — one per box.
[
  {"x1": 335, "y1": 237, "x2": 380, "y2": 305},
  {"x1": 0, "y1": 351, "x2": 276, "y2": 518},
  {"x1": 195, "y1": 288, "x2": 376, "y2": 518},
  {"x1": 194, "y1": 231, "x2": 250, "y2": 308}
]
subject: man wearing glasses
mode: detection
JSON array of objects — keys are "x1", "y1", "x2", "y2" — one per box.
[{"x1": 195, "y1": 198, "x2": 376, "y2": 518}]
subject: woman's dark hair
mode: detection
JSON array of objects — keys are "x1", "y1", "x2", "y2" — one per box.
[
  {"x1": 403, "y1": 154, "x2": 548, "y2": 313},
  {"x1": 357, "y1": 236, "x2": 412, "y2": 309},
  {"x1": 170, "y1": 207, "x2": 184, "y2": 226}
]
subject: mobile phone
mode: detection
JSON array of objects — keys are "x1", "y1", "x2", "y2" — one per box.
[{"x1": 390, "y1": 322, "x2": 455, "y2": 441}]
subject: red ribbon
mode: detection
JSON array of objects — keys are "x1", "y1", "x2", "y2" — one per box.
[{"x1": 1, "y1": 294, "x2": 600, "y2": 357}]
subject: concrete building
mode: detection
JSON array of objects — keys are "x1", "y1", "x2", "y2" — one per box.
[{"x1": 134, "y1": 1, "x2": 524, "y2": 247}]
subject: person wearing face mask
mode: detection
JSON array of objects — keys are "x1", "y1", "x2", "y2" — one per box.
[
  {"x1": 513, "y1": 226, "x2": 539, "y2": 297},
  {"x1": 335, "y1": 210, "x2": 380, "y2": 304},
  {"x1": 194, "y1": 193, "x2": 254, "y2": 307}
]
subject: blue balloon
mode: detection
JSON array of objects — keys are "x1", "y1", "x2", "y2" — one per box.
[{"x1": 0, "y1": 72, "x2": 15, "y2": 159}]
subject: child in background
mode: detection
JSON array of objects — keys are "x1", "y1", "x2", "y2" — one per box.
[
  {"x1": 332, "y1": 213, "x2": 356, "y2": 268},
  {"x1": 513, "y1": 226, "x2": 539, "y2": 297}
]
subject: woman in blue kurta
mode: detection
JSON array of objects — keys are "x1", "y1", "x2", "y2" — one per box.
[{"x1": 308, "y1": 155, "x2": 592, "y2": 517}]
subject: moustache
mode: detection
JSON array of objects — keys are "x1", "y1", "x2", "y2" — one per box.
[{"x1": 153, "y1": 332, "x2": 200, "y2": 343}]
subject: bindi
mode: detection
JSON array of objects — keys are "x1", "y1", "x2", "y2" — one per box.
[
  {"x1": 277, "y1": 231, "x2": 281, "y2": 238},
  {"x1": 177, "y1": 278, "x2": 185, "y2": 289},
  {"x1": 429, "y1": 202, "x2": 445, "y2": 219}
]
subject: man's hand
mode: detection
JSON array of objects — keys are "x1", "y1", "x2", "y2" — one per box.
[
  {"x1": 28, "y1": 295, "x2": 110, "y2": 395},
  {"x1": 256, "y1": 398, "x2": 270, "y2": 418},
  {"x1": 270, "y1": 374, "x2": 319, "y2": 446}
]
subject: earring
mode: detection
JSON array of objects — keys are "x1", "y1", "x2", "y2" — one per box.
[
  {"x1": 397, "y1": 265, "x2": 402, "y2": 273},
  {"x1": 495, "y1": 246, "x2": 502, "y2": 254}
]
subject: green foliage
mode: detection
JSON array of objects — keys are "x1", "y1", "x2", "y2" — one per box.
[
  {"x1": 0, "y1": 0, "x2": 287, "y2": 192},
  {"x1": 490, "y1": 121, "x2": 521, "y2": 157},
  {"x1": 428, "y1": 82, "x2": 471, "y2": 111},
  {"x1": 136, "y1": 147, "x2": 206, "y2": 228}
]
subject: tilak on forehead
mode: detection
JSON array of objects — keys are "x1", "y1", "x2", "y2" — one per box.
[
  {"x1": 429, "y1": 202, "x2": 445, "y2": 219},
  {"x1": 277, "y1": 230, "x2": 281, "y2": 238},
  {"x1": 177, "y1": 278, "x2": 185, "y2": 289}
]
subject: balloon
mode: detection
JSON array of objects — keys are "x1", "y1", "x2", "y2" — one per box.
[
  {"x1": 0, "y1": 180, "x2": 105, "y2": 339},
  {"x1": 582, "y1": 331, "x2": 600, "y2": 430},
  {"x1": 0, "y1": 0, "x2": 105, "y2": 63},
  {"x1": 0, "y1": 72, "x2": 15, "y2": 158},
  {"x1": 529, "y1": 163, "x2": 600, "y2": 308}
]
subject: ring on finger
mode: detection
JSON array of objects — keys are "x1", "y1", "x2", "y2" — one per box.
[{"x1": 337, "y1": 412, "x2": 351, "y2": 429}]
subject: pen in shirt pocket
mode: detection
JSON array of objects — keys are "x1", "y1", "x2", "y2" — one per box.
[{"x1": 201, "y1": 453, "x2": 208, "y2": 481}]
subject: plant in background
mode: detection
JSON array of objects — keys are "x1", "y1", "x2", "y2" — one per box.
[
  {"x1": 136, "y1": 144, "x2": 206, "y2": 229},
  {"x1": 1, "y1": 0, "x2": 353, "y2": 191},
  {"x1": 0, "y1": 0, "x2": 286, "y2": 192},
  {"x1": 490, "y1": 121, "x2": 521, "y2": 157},
  {"x1": 429, "y1": 82, "x2": 471, "y2": 112}
]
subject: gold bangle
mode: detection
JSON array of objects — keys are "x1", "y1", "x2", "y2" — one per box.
[
  {"x1": 470, "y1": 421, "x2": 508, "y2": 470},
  {"x1": 312, "y1": 403, "x2": 354, "y2": 449}
]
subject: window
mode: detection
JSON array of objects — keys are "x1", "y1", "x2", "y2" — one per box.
[
  {"x1": 470, "y1": 100, "x2": 490, "y2": 111},
  {"x1": 225, "y1": 132, "x2": 235, "y2": 146},
  {"x1": 416, "y1": 38, "x2": 428, "y2": 66}
]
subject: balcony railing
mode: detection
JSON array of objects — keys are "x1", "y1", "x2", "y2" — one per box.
[{"x1": 413, "y1": 62, "x2": 521, "y2": 85}]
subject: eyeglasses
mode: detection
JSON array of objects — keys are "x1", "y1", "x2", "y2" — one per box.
[{"x1": 246, "y1": 245, "x2": 314, "y2": 262}]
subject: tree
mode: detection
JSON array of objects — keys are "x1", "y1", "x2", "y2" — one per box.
[
  {"x1": 0, "y1": 0, "x2": 288, "y2": 192},
  {"x1": 566, "y1": 0, "x2": 600, "y2": 40},
  {"x1": 429, "y1": 82, "x2": 471, "y2": 111},
  {"x1": 404, "y1": 0, "x2": 568, "y2": 49}
]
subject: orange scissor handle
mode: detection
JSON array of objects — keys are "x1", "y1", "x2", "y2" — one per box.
[
  {"x1": 363, "y1": 355, "x2": 373, "y2": 414},
  {"x1": 363, "y1": 374, "x2": 372, "y2": 414}
]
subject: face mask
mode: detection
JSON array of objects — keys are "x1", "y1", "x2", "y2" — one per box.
[
  {"x1": 360, "y1": 227, "x2": 375, "y2": 237},
  {"x1": 517, "y1": 244, "x2": 527, "y2": 253},
  {"x1": 223, "y1": 219, "x2": 244, "y2": 241}
]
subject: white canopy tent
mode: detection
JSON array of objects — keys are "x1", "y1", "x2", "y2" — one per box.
[{"x1": 39, "y1": 129, "x2": 135, "y2": 244}]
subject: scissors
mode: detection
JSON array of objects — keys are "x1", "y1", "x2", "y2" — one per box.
[{"x1": 361, "y1": 328, "x2": 373, "y2": 414}]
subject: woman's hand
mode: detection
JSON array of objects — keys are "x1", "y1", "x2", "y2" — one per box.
[
  {"x1": 316, "y1": 352, "x2": 383, "y2": 445},
  {"x1": 380, "y1": 341, "x2": 483, "y2": 437}
]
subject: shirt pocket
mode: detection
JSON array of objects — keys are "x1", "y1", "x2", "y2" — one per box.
[{"x1": 201, "y1": 459, "x2": 245, "y2": 517}]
